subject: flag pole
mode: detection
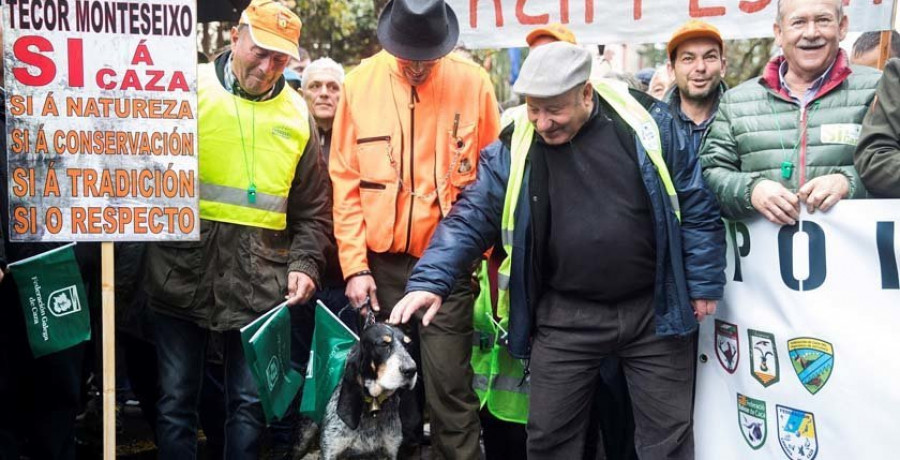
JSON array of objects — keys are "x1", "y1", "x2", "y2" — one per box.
[
  {"x1": 101, "y1": 242, "x2": 116, "y2": 459},
  {"x1": 877, "y1": 0, "x2": 900, "y2": 70}
]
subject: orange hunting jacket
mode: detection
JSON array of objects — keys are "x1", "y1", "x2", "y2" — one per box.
[{"x1": 330, "y1": 51, "x2": 500, "y2": 278}]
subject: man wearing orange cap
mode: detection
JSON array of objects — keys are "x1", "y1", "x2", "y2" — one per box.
[
  {"x1": 145, "y1": 1, "x2": 332, "y2": 457},
  {"x1": 665, "y1": 20, "x2": 728, "y2": 155}
]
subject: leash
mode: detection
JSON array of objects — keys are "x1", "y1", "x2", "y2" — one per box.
[{"x1": 338, "y1": 296, "x2": 378, "y2": 330}]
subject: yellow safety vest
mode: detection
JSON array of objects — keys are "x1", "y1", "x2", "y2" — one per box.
[
  {"x1": 472, "y1": 79, "x2": 681, "y2": 424},
  {"x1": 197, "y1": 63, "x2": 311, "y2": 230}
]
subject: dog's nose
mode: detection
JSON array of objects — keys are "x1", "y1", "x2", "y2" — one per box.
[{"x1": 401, "y1": 366, "x2": 417, "y2": 379}]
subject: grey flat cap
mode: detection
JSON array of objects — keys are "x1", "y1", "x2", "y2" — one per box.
[{"x1": 513, "y1": 42, "x2": 591, "y2": 98}]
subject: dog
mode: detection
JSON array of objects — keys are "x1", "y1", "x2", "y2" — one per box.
[{"x1": 320, "y1": 322, "x2": 417, "y2": 460}]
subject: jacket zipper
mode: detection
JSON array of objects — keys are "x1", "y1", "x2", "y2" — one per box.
[
  {"x1": 404, "y1": 86, "x2": 419, "y2": 253},
  {"x1": 798, "y1": 105, "x2": 808, "y2": 186}
]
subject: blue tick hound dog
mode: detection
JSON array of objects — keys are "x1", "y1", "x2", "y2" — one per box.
[{"x1": 320, "y1": 323, "x2": 417, "y2": 459}]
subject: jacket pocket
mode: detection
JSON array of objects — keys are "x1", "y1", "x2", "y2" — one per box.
[
  {"x1": 359, "y1": 180, "x2": 387, "y2": 190},
  {"x1": 247, "y1": 229, "x2": 291, "y2": 312},
  {"x1": 356, "y1": 135, "x2": 396, "y2": 183},
  {"x1": 146, "y1": 239, "x2": 205, "y2": 310},
  {"x1": 449, "y1": 122, "x2": 478, "y2": 189},
  {"x1": 360, "y1": 181, "x2": 398, "y2": 253}
]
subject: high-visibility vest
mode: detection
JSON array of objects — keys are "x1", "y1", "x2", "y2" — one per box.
[
  {"x1": 472, "y1": 79, "x2": 681, "y2": 424},
  {"x1": 197, "y1": 63, "x2": 311, "y2": 230},
  {"x1": 471, "y1": 260, "x2": 530, "y2": 424}
]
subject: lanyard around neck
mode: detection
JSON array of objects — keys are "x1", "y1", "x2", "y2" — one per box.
[{"x1": 231, "y1": 97, "x2": 257, "y2": 204}]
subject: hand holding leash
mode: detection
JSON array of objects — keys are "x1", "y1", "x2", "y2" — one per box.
[
  {"x1": 345, "y1": 273, "x2": 380, "y2": 312},
  {"x1": 389, "y1": 291, "x2": 443, "y2": 326}
]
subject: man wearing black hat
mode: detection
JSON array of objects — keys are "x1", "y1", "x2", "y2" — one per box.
[{"x1": 330, "y1": 0, "x2": 500, "y2": 457}]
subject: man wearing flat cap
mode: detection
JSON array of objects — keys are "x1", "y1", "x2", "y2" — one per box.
[
  {"x1": 393, "y1": 42, "x2": 726, "y2": 459},
  {"x1": 330, "y1": 0, "x2": 500, "y2": 456},
  {"x1": 145, "y1": 0, "x2": 333, "y2": 457}
]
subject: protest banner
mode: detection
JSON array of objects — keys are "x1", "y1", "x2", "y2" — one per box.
[
  {"x1": 447, "y1": 0, "x2": 896, "y2": 48},
  {"x1": 3, "y1": 2, "x2": 197, "y2": 456},
  {"x1": 695, "y1": 201, "x2": 900, "y2": 459},
  {"x1": 4, "y1": 0, "x2": 198, "y2": 242}
]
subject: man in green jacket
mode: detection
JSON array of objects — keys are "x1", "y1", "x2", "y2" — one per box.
[
  {"x1": 854, "y1": 58, "x2": 900, "y2": 197},
  {"x1": 144, "y1": 1, "x2": 332, "y2": 457},
  {"x1": 700, "y1": 0, "x2": 879, "y2": 224}
]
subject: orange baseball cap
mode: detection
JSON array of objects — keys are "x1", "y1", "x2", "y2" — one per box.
[
  {"x1": 240, "y1": 0, "x2": 303, "y2": 61},
  {"x1": 666, "y1": 19, "x2": 723, "y2": 58},
  {"x1": 525, "y1": 23, "x2": 577, "y2": 47}
]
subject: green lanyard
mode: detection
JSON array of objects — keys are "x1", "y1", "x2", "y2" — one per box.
[
  {"x1": 770, "y1": 97, "x2": 820, "y2": 180},
  {"x1": 232, "y1": 98, "x2": 257, "y2": 204}
]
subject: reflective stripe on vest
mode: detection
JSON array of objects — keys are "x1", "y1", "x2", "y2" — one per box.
[
  {"x1": 197, "y1": 63, "x2": 310, "y2": 230},
  {"x1": 497, "y1": 79, "x2": 680, "y2": 315}
]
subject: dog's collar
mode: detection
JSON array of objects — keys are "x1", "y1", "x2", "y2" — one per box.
[{"x1": 363, "y1": 392, "x2": 392, "y2": 414}]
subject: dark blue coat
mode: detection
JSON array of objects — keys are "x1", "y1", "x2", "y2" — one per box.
[{"x1": 407, "y1": 90, "x2": 726, "y2": 359}]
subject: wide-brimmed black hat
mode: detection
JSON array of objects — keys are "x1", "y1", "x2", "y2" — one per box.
[{"x1": 376, "y1": 0, "x2": 459, "y2": 61}]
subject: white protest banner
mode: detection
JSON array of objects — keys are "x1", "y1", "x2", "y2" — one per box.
[
  {"x1": 447, "y1": 0, "x2": 896, "y2": 48},
  {"x1": 695, "y1": 200, "x2": 900, "y2": 460},
  {"x1": 3, "y1": 0, "x2": 198, "y2": 241}
]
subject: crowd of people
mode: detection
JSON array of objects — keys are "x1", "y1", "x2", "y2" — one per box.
[{"x1": 1, "y1": 0, "x2": 899, "y2": 458}]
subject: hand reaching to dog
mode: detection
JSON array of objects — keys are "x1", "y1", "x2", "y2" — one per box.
[
  {"x1": 389, "y1": 291, "x2": 443, "y2": 327},
  {"x1": 286, "y1": 271, "x2": 316, "y2": 306},
  {"x1": 346, "y1": 274, "x2": 380, "y2": 314}
]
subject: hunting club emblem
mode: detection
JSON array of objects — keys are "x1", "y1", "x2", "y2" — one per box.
[
  {"x1": 788, "y1": 338, "x2": 834, "y2": 395},
  {"x1": 777, "y1": 405, "x2": 818, "y2": 460},
  {"x1": 749, "y1": 329, "x2": 779, "y2": 387},
  {"x1": 48, "y1": 285, "x2": 83, "y2": 318},
  {"x1": 715, "y1": 320, "x2": 739, "y2": 374},
  {"x1": 737, "y1": 393, "x2": 767, "y2": 450}
]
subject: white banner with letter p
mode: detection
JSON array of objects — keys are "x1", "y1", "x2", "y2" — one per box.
[{"x1": 695, "y1": 200, "x2": 900, "y2": 459}]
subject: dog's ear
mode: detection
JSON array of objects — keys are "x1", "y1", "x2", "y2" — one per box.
[{"x1": 337, "y1": 348, "x2": 364, "y2": 430}]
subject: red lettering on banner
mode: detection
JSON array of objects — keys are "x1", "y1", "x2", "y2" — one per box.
[
  {"x1": 469, "y1": 0, "x2": 505, "y2": 27},
  {"x1": 12, "y1": 36, "x2": 56, "y2": 87},
  {"x1": 586, "y1": 0, "x2": 594, "y2": 23},
  {"x1": 131, "y1": 40, "x2": 155, "y2": 66},
  {"x1": 634, "y1": 0, "x2": 642, "y2": 20},
  {"x1": 739, "y1": 0, "x2": 771, "y2": 13},
  {"x1": 690, "y1": 0, "x2": 727, "y2": 17},
  {"x1": 560, "y1": 0, "x2": 569, "y2": 23},
  {"x1": 516, "y1": 0, "x2": 549, "y2": 25},
  {"x1": 67, "y1": 39, "x2": 84, "y2": 87}
]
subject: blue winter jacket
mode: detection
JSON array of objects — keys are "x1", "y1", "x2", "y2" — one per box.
[{"x1": 406, "y1": 90, "x2": 726, "y2": 359}]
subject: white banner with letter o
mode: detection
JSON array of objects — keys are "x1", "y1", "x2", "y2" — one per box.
[{"x1": 696, "y1": 200, "x2": 900, "y2": 460}]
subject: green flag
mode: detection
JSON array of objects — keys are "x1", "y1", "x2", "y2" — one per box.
[
  {"x1": 299, "y1": 300, "x2": 358, "y2": 423},
  {"x1": 8, "y1": 243, "x2": 91, "y2": 358},
  {"x1": 240, "y1": 302, "x2": 303, "y2": 423}
]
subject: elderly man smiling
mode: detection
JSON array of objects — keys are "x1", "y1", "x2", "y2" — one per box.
[
  {"x1": 392, "y1": 42, "x2": 726, "y2": 459},
  {"x1": 701, "y1": 0, "x2": 880, "y2": 225}
]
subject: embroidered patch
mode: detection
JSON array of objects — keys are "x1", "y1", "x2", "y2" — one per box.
[
  {"x1": 737, "y1": 393, "x2": 767, "y2": 450},
  {"x1": 788, "y1": 337, "x2": 834, "y2": 395},
  {"x1": 777, "y1": 405, "x2": 818, "y2": 460},
  {"x1": 750, "y1": 329, "x2": 780, "y2": 387},
  {"x1": 715, "y1": 320, "x2": 740, "y2": 374}
]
